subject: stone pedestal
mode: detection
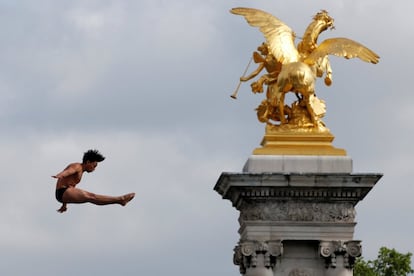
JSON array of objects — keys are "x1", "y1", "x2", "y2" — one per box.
[{"x1": 214, "y1": 155, "x2": 382, "y2": 276}]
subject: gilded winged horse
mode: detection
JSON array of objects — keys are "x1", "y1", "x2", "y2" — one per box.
[{"x1": 231, "y1": 7, "x2": 380, "y2": 127}]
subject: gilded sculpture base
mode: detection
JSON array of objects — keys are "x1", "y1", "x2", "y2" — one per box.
[{"x1": 253, "y1": 125, "x2": 346, "y2": 156}]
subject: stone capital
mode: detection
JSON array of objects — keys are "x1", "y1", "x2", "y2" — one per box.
[
  {"x1": 319, "y1": 240, "x2": 362, "y2": 269},
  {"x1": 234, "y1": 240, "x2": 283, "y2": 274}
]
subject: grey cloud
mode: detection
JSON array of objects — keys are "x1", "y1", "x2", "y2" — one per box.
[{"x1": 1, "y1": 0, "x2": 413, "y2": 275}]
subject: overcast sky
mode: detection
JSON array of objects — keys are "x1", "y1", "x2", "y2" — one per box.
[{"x1": 0, "y1": 0, "x2": 412, "y2": 275}]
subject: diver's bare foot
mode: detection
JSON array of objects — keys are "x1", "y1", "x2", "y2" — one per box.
[
  {"x1": 57, "y1": 205, "x2": 67, "y2": 213},
  {"x1": 120, "y1": 193, "x2": 135, "y2": 206}
]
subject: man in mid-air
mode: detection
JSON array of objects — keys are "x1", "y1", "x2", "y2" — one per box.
[{"x1": 53, "y1": 149, "x2": 135, "y2": 213}]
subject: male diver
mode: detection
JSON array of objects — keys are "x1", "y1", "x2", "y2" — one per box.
[{"x1": 53, "y1": 149, "x2": 135, "y2": 213}]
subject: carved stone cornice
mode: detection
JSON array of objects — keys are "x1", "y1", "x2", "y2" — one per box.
[
  {"x1": 234, "y1": 240, "x2": 283, "y2": 274},
  {"x1": 319, "y1": 240, "x2": 362, "y2": 269},
  {"x1": 214, "y1": 172, "x2": 382, "y2": 209}
]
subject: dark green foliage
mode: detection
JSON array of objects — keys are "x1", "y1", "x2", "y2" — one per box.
[
  {"x1": 354, "y1": 247, "x2": 413, "y2": 276},
  {"x1": 354, "y1": 257, "x2": 377, "y2": 276}
]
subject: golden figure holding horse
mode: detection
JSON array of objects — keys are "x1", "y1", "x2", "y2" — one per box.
[{"x1": 231, "y1": 7, "x2": 380, "y2": 131}]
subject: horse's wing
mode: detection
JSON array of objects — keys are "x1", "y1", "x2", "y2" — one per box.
[
  {"x1": 305, "y1": 37, "x2": 380, "y2": 65},
  {"x1": 231, "y1": 7, "x2": 299, "y2": 64}
]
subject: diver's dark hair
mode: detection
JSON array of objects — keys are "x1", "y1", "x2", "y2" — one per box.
[{"x1": 82, "y1": 149, "x2": 105, "y2": 163}]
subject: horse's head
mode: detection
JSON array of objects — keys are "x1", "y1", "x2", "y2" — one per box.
[{"x1": 313, "y1": 10, "x2": 335, "y2": 31}]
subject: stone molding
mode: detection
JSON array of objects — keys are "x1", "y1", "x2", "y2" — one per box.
[
  {"x1": 234, "y1": 240, "x2": 283, "y2": 274},
  {"x1": 215, "y1": 172, "x2": 382, "y2": 209},
  {"x1": 319, "y1": 240, "x2": 362, "y2": 269},
  {"x1": 243, "y1": 155, "x2": 353, "y2": 174},
  {"x1": 239, "y1": 187, "x2": 364, "y2": 201}
]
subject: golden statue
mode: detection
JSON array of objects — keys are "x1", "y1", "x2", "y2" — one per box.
[{"x1": 230, "y1": 7, "x2": 380, "y2": 155}]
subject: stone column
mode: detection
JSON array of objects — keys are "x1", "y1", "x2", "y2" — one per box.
[{"x1": 214, "y1": 155, "x2": 382, "y2": 276}]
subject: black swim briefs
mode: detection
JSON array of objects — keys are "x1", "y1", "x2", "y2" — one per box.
[{"x1": 55, "y1": 187, "x2": 68, "y2": 203}]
